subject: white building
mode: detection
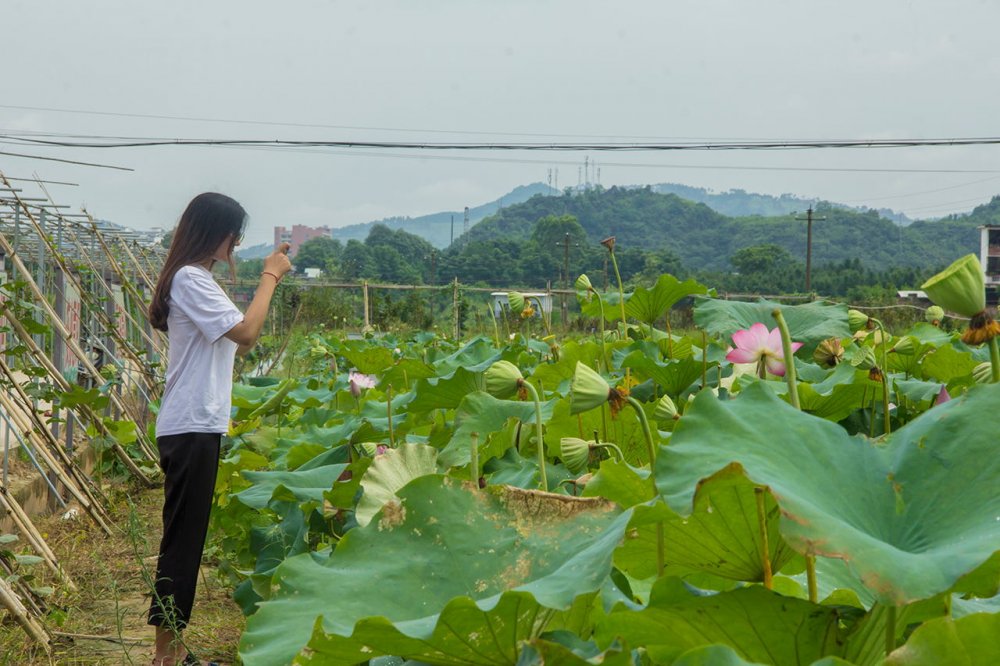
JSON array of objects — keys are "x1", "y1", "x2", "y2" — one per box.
[{"x1": 979, "y1": 225, "x2": 1000, "y2": 287}]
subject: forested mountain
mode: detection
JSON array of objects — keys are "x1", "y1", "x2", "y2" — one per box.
[
  {"x1": 460, "y1": 186, "x2": 981, "y2": 272},
  {"x1": 263, "y1": 186, "x2": 998, "y2": 302},
  {"x1": 329, "y1": 183, "x2": 558, "y2": 248},
  {"x1": 651, "y1": 183, "x2": 912, "y2": 225}
]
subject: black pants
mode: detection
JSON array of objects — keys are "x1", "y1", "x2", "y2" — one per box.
[{"x1": 147, "y1": 432, "x2": 221, "y2": 629}]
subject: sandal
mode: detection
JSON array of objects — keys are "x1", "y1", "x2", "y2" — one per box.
[{"x1": 181, "y1": 653, "x2": 220, "y2": 666}]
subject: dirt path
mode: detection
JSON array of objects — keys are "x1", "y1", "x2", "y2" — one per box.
[{"x1": 0, "y1": 484, "x2": 244, "y2": 665}]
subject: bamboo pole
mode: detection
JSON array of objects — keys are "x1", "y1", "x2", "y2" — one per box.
[
  {"x1": 0, "y1": 306, "x2": 154, "y2": 483},
  {"x1": 0, "y1": 485, "x2": 70, "y2": 589},
  {"x1": 0, "y1": 355, "x2": 113, "y2": 522},
  {"x1": 0, "y1": 227, "x2": 156, "y2": 461},
  {"x1": 0, "y1": 575, "x2": 50, "y2": 652},
  {"x1": 0, "y1": 387, "x2": 112, "y2": 536},
  {"x1": 6, "y1": 197, "x2": 160, "y2": 398}
]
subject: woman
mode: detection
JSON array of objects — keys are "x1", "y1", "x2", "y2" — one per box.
[{"x1": 147, "y1": 193, "x2": 291, "y2": 665}]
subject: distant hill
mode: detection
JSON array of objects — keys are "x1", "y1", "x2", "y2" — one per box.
[
  {"x1": 651, "y1": 183, "x2": 912, "y2": 225},
  {"x1": 459, "y1": 186, "x2": 986, "y2": 271},
  {"x1": 330, "y1": 182, "x2": 558, "y2": 248},
  {"x1": 236, "y1": 242, "x2": 272, "y2": 260}
]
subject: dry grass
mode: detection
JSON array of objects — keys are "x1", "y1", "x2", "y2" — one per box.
[{"x1": 0, "y1": 483, "x2": 244, "y2": 665}]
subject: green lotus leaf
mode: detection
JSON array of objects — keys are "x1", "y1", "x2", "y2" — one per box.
[
  {"x1": 917, "y1": 344, "x2": 978, "y2": 385},
  {"x1": 519, "y1": 632, "x2": 634, "y2": 665},
  {"x1": 657, "y1": 382, "x2": 1000, "y2": 605},
  {"x1": 342, "y1": 346, "x2": 396, "y2": 375},
  {"x1": 885, "y1": 611, "x2": 1000, "y2": 665},
  {"x1": 669, "y1": 645, "x2": 769, "y2": 666},
  {"x1": 235, "y1": 464, "x2": 348, "y2": 510},
  {"x1": 620, "y1": 352, "x2": 711, "y2": 397},
  {"x1": 624, "y1": 274, "x2": 710, "y2": 326},
  {"x1": 431, "y1": 337, "x2": 503, "y2": 374},
  {"x1": 239, "y1": 476, "x2": 628, "y2": 665},
  {"x1": 438, "y1": 391, "x2": 556, "y2": 468},
  {"x1": 615, "y1": 470, "x2": 794, "y2": 582},
  {"x1": 581, "y1": 459, "x2": 655, "y2": 509},
  {"x1": 905, "y1": 322, "x2": 954, "y2": 346},
  {"x1": 408, "y1": 367, "x2": 483, "y2": 412},
  {"x1": 693, "y1": 297, "x2": 849, "y2": 356},
  {"x1": 356, "y1": 443, "x2": 438, "y2": 527},
  {"x1": 893, "y1": 378, "x2": 948, "y2": 407},
  {"x1": 951, "y1": 591, "x2": 1000, "y2": 619},
  {"x1": 378, "y1": 358, "x2": 438, "y2": 390},
  {"x1": 595, "y1": 582, "x2": 847, "y2": 665},
  {"x1": 580, "y1": 289, "x2": 629, "y2": 322}
]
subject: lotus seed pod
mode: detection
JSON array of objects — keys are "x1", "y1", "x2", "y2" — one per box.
[
  {"x1": 575, "y1": 273, "x2": 593, "y2": 292},
  {"x1": 921, "y1": 254, "x2": 986, "y2": 318},
  {"x1": 484, "y1": 360, "x2": 524, "y2": 399},
  {"x1": 925, "y1": 305, "x2": 945, "y2": 325},
  {"x1": 849, "y1": 344, "x2": 877, "y2": 371},
  {"x1": 569, "y1": 361, "x2": 612, "y2": 415},
  {"x1": 507, "y1": 291, "x2": 526, "y2": 313},
  {"x1": 559, "y1": 437, "x2": 591, "y2": 474},
  {"x1": 653, "y1": 394, "x2": 678, "y2": 422},
  {"x1": 847, "y1": 310, "x2": 871, "y2": 333},
  {"x1": 891, "y1": 336, "x2": 916, "y2": 356},
  {"x1": 813, "y1": 337, "x2": 845, "y2": 367},
  {"x1": 309, "y1": 345, "x2": 328, "y2": 358},
  {"x1": 973, "y1": 361, "x2": 993, "y2": 384}
]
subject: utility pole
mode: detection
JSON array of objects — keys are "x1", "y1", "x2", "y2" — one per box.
[
  {"x1": 555, "y1": 232, "x2": 579, "y2": 326},
  {"x1": 795, "y1": 206, "x2": 826, "y2": 292}
]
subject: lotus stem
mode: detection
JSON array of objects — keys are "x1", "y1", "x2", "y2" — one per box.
[
  {"x1": 990, "y1": 336, "x2": 1000, "y2": 383},
  {"x1": 772, "y1": 310, "x2": 800, "y2": 410},
  {"x1": 701, "y1": 330, "x2": 708, "y2": 388},
  {"x1": 625, "y1": 396, "x2": 657, "y2": 466},
  {"x1": 386, "y1": 385, "x2": 395, "y2": 447},
  {"x1": 885, "y1": 605, "x2": 897, "y2": 655},
  {"x1": 470, "y1": 432, "x2": 479, "y2": 486},
  {"x1": 520, "y1": 381, "x2": 548, "y2": 490},
  {"x1": 529, "y1": 296, "x2": 552, "y2": 336},
  {"x1": 488, "y1": 305, "x2": 500, "y2": 348},
  {"x1": 624, "y1": 395, "x2": 664, "y2": 577},
  {"x1": 609, "y1": 250, "x2": 627, "y2": 324},
  {"x1": 874, "y1": 319, "x2": 892, "y2": 435},
  {"x1": 754, "y1": 487, "x2": 773, "y2": 589},
  {"x1": 665, "y1": 313, "x2": 674, "y2": 358},
  {"x1": 593, "y1": 290, "x2": 609, "y2": 372},
  {"x1": 806, "y1": 556, "x2": 817, "y2": 602},
  {"x1": 594, "y1": 442, "x2": 625, "y2": 462}
]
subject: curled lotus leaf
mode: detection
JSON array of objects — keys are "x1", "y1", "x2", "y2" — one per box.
[
  {"x1": 240, "y1": 475, "x2": 628, "y2": 665},
  {"x1": 657, "y1": 381, "x2": 1000, "y2": 606}
]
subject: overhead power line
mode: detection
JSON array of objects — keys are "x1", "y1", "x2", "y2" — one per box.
[{"x1": 8, "y1": 132, "x2": 1000, "y2": 151}]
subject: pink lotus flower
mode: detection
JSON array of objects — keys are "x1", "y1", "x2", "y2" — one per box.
[
  {"x1": 349, "y1": 370, "x2": 377, "y2": 398},
  {"x1": 726, "y1": 322, "x2": 803, "y2": 377},
  {"x1": 934, "y1": 385, "x2": 951, "y2": 406}
]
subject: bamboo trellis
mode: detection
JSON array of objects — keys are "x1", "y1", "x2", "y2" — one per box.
[{"x1": 0, "y1": 169, "x2": 166, "y2": 652}]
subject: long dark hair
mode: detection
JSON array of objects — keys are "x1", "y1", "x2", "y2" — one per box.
[{"x1": 149, "y1": 193, "x2": 247, "y2": 331}]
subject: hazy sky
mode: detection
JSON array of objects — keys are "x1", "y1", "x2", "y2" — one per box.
[{"x1": 3, "y1": 1, "x2": 1000, "y2": 247}]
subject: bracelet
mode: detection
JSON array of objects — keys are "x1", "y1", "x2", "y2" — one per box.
[{"x1": 261, "y1": 271, "x2": 281, "y2": 283}]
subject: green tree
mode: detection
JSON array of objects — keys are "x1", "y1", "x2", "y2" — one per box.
[{"x1": 294, "y1": 237, "x2": 343, "y2": 275}]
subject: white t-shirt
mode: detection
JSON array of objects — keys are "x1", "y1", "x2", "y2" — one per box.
[{"x1": 155, "y1": 264, "x2": 244, "y2": 438}]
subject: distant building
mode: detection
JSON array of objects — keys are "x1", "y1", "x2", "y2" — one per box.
[{"x1": 274, "y1": 225, "x2": 332, "y2": 257}]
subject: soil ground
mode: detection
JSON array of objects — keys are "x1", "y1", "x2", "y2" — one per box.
[{"x1": 0, "y1": 483, "x2": 244, "y2": 665}]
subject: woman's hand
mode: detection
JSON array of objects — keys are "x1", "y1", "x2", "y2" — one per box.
[{"x1": 264, "y1": 242, "x2": 293, "y2": 278}]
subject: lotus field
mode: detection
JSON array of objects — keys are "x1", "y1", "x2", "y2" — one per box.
[{"x1": 215, "y1": 266, "x2": 1000, "y2": 666}]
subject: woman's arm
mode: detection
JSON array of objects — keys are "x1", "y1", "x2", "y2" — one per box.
[{"x1": 225, "y1": 245, "x2": 292, "y2": 354}]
